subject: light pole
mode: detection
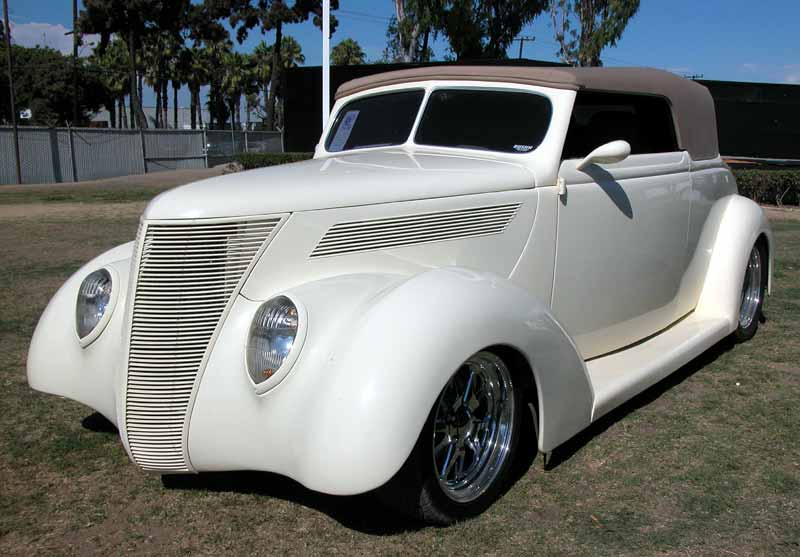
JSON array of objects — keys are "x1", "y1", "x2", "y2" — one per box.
[
  {"x1": 322, "y1": 0, "x2": 330, "y2": 130},
  {"x1": 3, "y1": 0, "x2": 21, "y2": 184}
]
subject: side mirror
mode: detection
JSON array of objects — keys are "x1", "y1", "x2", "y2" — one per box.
[{"x1": 576, "y1": 140, "x2": 631, "y2": 171}]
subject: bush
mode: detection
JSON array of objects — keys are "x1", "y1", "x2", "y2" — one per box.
[
  {"x1": 733, "y1": 168, "x2": 800, "y2": 206},
  {"x1": 235, "y1": 152, "x2": 313, "y2": 170}
]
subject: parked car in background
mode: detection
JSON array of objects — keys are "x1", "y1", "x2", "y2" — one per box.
[{"x1": 29, "y1": 66, "x2": 772, "y2": 524}]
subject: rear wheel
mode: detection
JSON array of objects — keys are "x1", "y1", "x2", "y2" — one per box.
[
  {"x1": 379, "y1": 350, "x2": 523, "y2": 525},
  {"x1": 733, "y1": 241, "x2": 767, "y2": 342}
]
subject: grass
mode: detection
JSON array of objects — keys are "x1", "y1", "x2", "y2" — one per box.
[
  {"x1": 0, "y1": 183, "x2": 173, "y2": 205},
  {"x1": 0, "y1": 197, "x2": 798, "y2": 555}
]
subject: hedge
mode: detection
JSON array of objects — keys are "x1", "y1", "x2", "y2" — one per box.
[
  {"x1": 732, "y1": 169, "x2": 800, "y2": 206},
  {"x1": 234, "y1": 153, "x2": 799, "y2": 206},
  {"x1": 235, "y1": 152, "x2": 313, "y2": 170}
]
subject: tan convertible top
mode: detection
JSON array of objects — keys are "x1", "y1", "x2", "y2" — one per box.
[{"x1": 336, "y1": 66, "x2": 719, "y2": 161}]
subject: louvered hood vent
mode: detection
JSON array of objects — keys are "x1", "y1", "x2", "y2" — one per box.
[
  {"x1": 310, "y1": 203, "x2": 521, "y2": 258},
  {"x1": 125, "y1": 216, "x2": 282, "y2": 472}
]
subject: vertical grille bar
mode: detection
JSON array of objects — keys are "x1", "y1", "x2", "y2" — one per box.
[{"x1": 125, "y1": 217, "x2": 281, "y2": 472}]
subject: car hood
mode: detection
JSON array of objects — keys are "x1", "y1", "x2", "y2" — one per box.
[{"x1": 143, "y1": 150, "x2": 535, "y2": 220}]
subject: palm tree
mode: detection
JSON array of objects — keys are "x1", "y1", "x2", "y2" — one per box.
[
  {"x1": 221, "y1": 50, "x2": 248, "y2": 129},
  {"x1": 252, "y1": 40, "x2": 273, "y2": 117},
  {"x1": 203, "y1": 38, "x2": 233, "y2": 128},
  {"x1": 90, "y1": 37, "x2": 130, "y2": 128},
  {"x1": 249, "y1": 36, "x2": 304, "y2": 129},
  {"x1": 185, "y1": 45, "x2": 209, "y2": 129},
  {"x1": 332, "y1": 38, "x2": 366, "y2": 65}
]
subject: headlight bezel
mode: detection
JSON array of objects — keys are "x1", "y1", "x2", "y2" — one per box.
[
  {"x1": 76, "y1": 266, "x2": 119, "y2": 348},
  {"x1": 246, "y1": 294, "x2": 308, "y2": 395}
]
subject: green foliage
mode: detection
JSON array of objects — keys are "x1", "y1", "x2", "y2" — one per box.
[
  {"x1": 332, "y1": 38, "x2": 366, "y2": 65},
  {"x1": 235, "y1": 152, "x2": 313, "y2": 169},
  {"x1": 435, "y1": 0, "x2": 548, "y2": 60},
  {"x1": 0, "y1": 45, "x2": 105, "y2": 126},
  {"x1": 733, "y1": 168, "x2": 800, "y2": 206},
  {"x1": 209, "y1": 1, "x2": 338, "y2": 130},
  {"x1": 383, "y1": 1, "x2": 438, "y2": 63},
  {"x1": 551, "y1": 0, "x2": 640, "y2": 67}
]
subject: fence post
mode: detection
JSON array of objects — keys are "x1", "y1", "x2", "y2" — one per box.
[
  {"x1": 139, "y1": 128, "x2": 148, "y2": 174},
  {"x1": 244, "y1": 130, "x2": 249, "y2": 153},
  {"x1": 48, "y1": 127, "x2": 63, "y2": 183},
  {"x1": 229, "y1": 121, "x2": 235, "y2": 158},
  {"x1": 202, "y1": 128, "x2": 208, "y2": 169},
  {"x1": 68, "y1": 126, "x2": 78, "y2": 182}
]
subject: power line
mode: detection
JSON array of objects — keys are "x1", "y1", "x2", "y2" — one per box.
[{"x1": 338, "y1": 9, "x2": 391, "y2": 23}]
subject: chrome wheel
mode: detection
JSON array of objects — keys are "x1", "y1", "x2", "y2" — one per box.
[
  {"x1": 432, "y1": 352, "x2": 515, "y2": 503},
  {"x1": 739, "y1": 246, "x2": 763, "y2": 330}
]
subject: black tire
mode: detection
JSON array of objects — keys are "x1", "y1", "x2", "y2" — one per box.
[
  {"x1": 378, "y1": 351, "x2": 524, "y2": 525},
  {"x1": 733, "y1": 240, "x2": 767, "y2": 343}
]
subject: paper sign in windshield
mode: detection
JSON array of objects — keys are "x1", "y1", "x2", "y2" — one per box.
[{"x1": 328, "y1": 110, "x2": 360, "y2": 151}]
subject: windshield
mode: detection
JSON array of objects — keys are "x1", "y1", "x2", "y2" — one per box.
[
  {"x1": 415, "y1": 89, "x2": 552, "y2": 153},
  {"x1": 325, "y1": 87, "x2": 552, "y2": 154},
  {"x1": 325, "y1": 90, "x2": 424, "y2": 152}
]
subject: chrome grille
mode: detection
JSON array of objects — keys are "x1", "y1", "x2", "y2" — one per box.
[
  {"x1": 125, "y1": 217, "x2": 282, "y2": 472},
  {"x1": 309, "y1": 203, "x2": 521, "y2": 258}
]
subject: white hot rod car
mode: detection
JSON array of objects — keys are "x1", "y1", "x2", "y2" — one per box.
[{"x1": 29, "y1": 66, "x2": 772, "y2": 524}]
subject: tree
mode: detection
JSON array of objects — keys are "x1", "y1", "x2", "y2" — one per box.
[
  {"x1": 433, "y1": 0, "x2": 548, "y2": 60},
  {"x1": 250, "y1": 36, "x2": 303, "y2": 128},
  {"x1": 203, "y1": 37, "x2": 233, "y2": 128},
  {"x1": 332, "y1": 38, "x2": 365, "y2": 65},
  {"x1": 550, "y1": 0, "x2": 640, "y2": 67},
  {"x1": 221, "y1": 50, "x2": 248, "y2": 128},
  {"x1": 79, "y1": 0, "x2": 192, "y2": 128},
  {"x1": 210, "y1": 0, "x2": 338, "y2": 130},
  {"x1": 0, "y1": 45, "x2": 105, "y2": 126},
  {"x1": 385, "y1": 0, "x2": 437, "y2": 63},
  {"x1": 89, "y1": 37, "x2": 130, "y2": 128}
]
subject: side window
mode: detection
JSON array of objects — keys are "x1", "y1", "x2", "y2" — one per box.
[{"x1": 562, "y1": 91, "x2": 679, "y2": 160}]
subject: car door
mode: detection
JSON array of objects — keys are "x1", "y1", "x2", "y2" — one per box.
[{"x1": 551, "y1": 91, "x2": 692, "y2": 360}]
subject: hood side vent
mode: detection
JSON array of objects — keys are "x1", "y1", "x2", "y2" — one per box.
[{"x1": 310, "y1": 203, "x2": 521, "y2": 258}]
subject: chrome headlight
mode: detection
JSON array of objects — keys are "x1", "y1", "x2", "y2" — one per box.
[
  {"x1": 247, "y1": 295, "x2": 306, "y2": 392},
  {"x1": 76, "y1": 268, "x2": 116, "y2": 345}
]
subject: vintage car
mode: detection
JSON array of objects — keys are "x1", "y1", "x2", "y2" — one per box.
[{"x1": 29, "y1": 66, "x2": 772, "y2": 524}]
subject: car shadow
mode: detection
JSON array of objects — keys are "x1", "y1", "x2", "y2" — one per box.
[
  {"x1": 544, "y1": 335, "x2": 737, "y2": 470},
  {"x1": 161, "y1": 471, "x2": 429, "y2": 534},
  {"x1": 79, "y1": 414, "x2": 426, "y2": 534},
  {"x1": 81, "y1": 412, "x2": 119, "y2": 433},
  {"x1": 582, "y1": 165, "x2": 634, "y2": 219}
]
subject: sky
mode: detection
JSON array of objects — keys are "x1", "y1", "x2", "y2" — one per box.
[{"x1": 6, "y1": 0, "x2": 800, "y2": 112}]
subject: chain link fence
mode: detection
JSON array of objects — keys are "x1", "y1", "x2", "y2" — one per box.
[
  {"x1": 0, "y1": 126, "x2": 283, "y2": 185},
  {"x1": 205, "y1": 130, "x2": 284, "y2": 167}
]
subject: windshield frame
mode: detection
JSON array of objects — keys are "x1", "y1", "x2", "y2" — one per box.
[{"x1": 320, "y1": 81, "x2": 555, "y2": 159}]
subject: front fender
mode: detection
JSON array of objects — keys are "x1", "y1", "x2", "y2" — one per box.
[
  {"x1": 298, "y1": 268, "x2": 592, "y2": 493},
  {"x1": 27, "y1": 242, "x2": 134, "y2": 425},
  {"x1": 189, "y1": 268, "x2": 592, "y2": 495}
]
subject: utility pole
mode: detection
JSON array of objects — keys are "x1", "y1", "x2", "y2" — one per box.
[
  {"x1": 72, "y1": 0, "x2": 78, "y2": 126},
  {"x1": 322, "y1": 0, "x2": 330, "y2": 130},
  {"x1": 3, "y1": 0, "x2": 21, "y2": 184},
  {"x1": 514, "y1": 36, "x2": 535, "y2": 60}
]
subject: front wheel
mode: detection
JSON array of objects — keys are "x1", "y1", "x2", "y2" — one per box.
[
  {"x1": 378, "y1": 350, "x2": 523, "y2": 525},
  {"x1": 733, "y1": 241, "x2": 767, "y2": 342}
]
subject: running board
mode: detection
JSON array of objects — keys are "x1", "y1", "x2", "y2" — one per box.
[{"x1": 586, "y1": 315, "x2": 732, "y2": 421}]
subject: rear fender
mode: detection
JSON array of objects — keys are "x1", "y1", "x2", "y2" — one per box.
[{"x1": 694, "y1": 195, "x2": 773, "y2": 327}]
